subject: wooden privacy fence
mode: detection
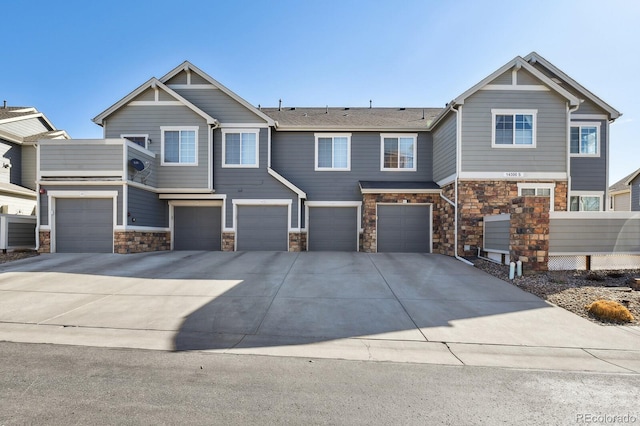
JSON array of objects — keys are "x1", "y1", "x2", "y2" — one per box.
[{"x1": 0, "y1": 214, "x2": 37, "y2": 252}]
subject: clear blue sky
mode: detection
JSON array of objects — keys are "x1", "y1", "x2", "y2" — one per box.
[{"x1": 3, "y1": 0, "x2": 639, "y2": 183}]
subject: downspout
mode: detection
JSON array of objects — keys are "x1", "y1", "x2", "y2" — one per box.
[
  {"x1": 567, "y1": 103, "x2": 580, "y2": 209},
  {"x1": 441, "y1": 104, "x2": 474, "y2": 267}
]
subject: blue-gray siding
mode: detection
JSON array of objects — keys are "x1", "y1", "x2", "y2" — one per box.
[
  {"x1": 1, "y1": 140, "x2": 22, "y2": 185},
  {"x1": 570, "y1": 120, "x2": 607, "y2": 191},
  {"x1": 127, "y1": 145, "x2": 158, "y2": 187},
  {"x1": 40, "y1": 143, "x2": 122, "y2": 173},
  {"x1": 550, "y1": 217, "x2": 640, "y2": 253},
  {"x1": 484, "y1": 219, "x2": 510, "y2": 252},
  {"x1": 214, "y1": 128, "x2": 299, "y2": 228},
  {"x1": 21, "y1": 143, "x2": 37, "y2": 190},
  {"x1": 432, "y1": 114, "x2": 457, "y2": 183},
  {"x1": 39, "y1": 184, "x2": 124, "y2": 226},
  {"x1": 105, "y1": 105, "x2": 209, "y2": 188},
  {"x1": 8, "y1": 221, "x2": 36, "y2": 247},
  {"x1": 631, "y1": 175, "x2": 640, "y2": 212},
  {"x1": 271, "y1": 131, "x2": 433, "y2": 202},
  {"x1": 127, "y1": 186, "x2": 168, "y2": 227},
  {"x1": 460, "y1": 90, "x2": 567, "y2": 173},
  {"x1": 173, "y1": 88, "x2": 265, "y2": 124}
]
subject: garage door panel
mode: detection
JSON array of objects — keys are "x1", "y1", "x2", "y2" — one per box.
[
  {"x1": 55, "y1": 198, "x2": 113, "y2": 253},
  {"x1": 174, "y1": 206, "x2": 221, "y2": 251},
  {"x1": 378, "y1": 205, "x2": 431, "y2": 253},
  {"x1": 309, "y1": 207, "x2": 358, "y2": 251},
  {"x1": 237, "y1": 206, "x2": 288, "y2": 251}
]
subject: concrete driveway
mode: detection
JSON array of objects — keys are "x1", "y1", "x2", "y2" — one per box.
[{"x1": 0, "y1": 251, "x2": 639, "y2": 373}]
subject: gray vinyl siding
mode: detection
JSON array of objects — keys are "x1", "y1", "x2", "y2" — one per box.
[
  {"x1": 460, "y1": 90, "x2": 567, "y2": 173},
  {"x1": 21, "y1": 143, "x2": 37, "y2": 190},
  {"x1": 432, "y1": 113, "x2": 457, "y2": 182},
  {"x1": 570, "y1": 119, "x2": 607, "y2": 191},
  {"x1": 105, "y1": 105, "x2": 209, "y2": 188},
  {"x1": 572, "y1": 98, "x2": 603, "y2": 116},
  {"x1": 127, "y1": 186, "x2": 168, "y2": 227},
  {"x1": 0, "y1": 117, "x2": 49, "y2": 138},
  {"x1": 271, "y1": 131, "x2": 433, "y2": 201},
  {"x1": 173, "y1": 88, "x2": 265, "y2": 124},
  {"x1": 516, "y1": 69, "x2": 539, "y2": 85},
  {"x1": 127, "y1": 145, "x2": 158, "y2": 187},
  {"x1": 8, "y1": 221, "x2": 36, "y2": 247},
  {"x1": 1, "y1": 140, "x2": 22, "y2": 184},
  {"x1": 39, "y1": 184, "x2": 124, "y2": 226},
  {"x1": 133, "y1": 88, "x2": 155, "y2": 101},
  {"x1": 214, "y1": 128, "x2": 299, "y2": 228},
  {"x1": 483, "y1": 219, "x2": 510, "y2": 251},
  {"x1": 492, "y1": 71, "x2": 512, "y2": 85},
  {"x1": 40, "y1": 142, "x2": 123, "y2": 173},
  {"x1": 550, "y1": 217, "x2": 640, "y2": 253},
  {"x1": 632, "y1": 176, "x2": 640, "y2": 212}
]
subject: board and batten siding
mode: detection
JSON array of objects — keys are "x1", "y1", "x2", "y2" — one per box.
[
  {"x1": 21, "y1": 143, "x2": 37, "y2": 190},
  {"x1": 483, "y1": 215, "x2": 510, "y2": 252},
  {"x1": 39, "y1": 142, "x2": 122, "y2": 173},
  {"x1": 549, "y1": 214, "x2": 640, "y2": 253},
  {"x1": 460, "y1": 90, "x2": 568, "y2": 173},
  {"x1": 432, "y1": 114, "x2": 457, "y2": 183},
  {"x1": 127, "y1": 186, "x2": 168, "y2": 227},
  {"x1": 105, "y1": 105, "x2": 209, "y2": 188},
  {"x1": 39, "y1": 184, "x2": 124, "y2": 226},
  {"x1": 173, "y1": 88, "x2": 265, "y2": 124},
  {"x1": 213, "y1": 128, "x2": 299, "y2": 229},
  {"x1": 271, "y1": 131, "x2": 433, "y2": 201},
  {"x1": 569, "y1": 119, "x2": 607, "y2": 191}
]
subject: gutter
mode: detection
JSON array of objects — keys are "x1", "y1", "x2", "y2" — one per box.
[{"x1": 442, "y1": 104, "x2": 474, "y2": 267}]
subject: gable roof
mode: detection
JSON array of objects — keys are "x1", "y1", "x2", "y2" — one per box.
[
  {"x1": 430, "y1": 55, "x2": 582, "y2": 129},
  {"x1": 621, "y1": 167, "x2": 640, "y2": 187},
  {"x1": 92, "y1": 78, "x2": 219, "y2": 126},
  {"x1": 159, "y1": 61, "x2": 275, "y2": 126},
  {"x1": 524, "y1": 52, "x2": 621, "y2": 120},
  {"x1": 0, "y1": 106, "x2": 69, "y2": 143},
  {"x1": 262, "y1": 107, "x2": 441, "y2": 131}
]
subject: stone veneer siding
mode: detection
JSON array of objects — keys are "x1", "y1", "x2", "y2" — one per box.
[
  {"x1": 222, "y1": 232, "x2": 235, "y2": 251},
  {"x1": 114, "y1": 231, "x2": 170, "y2": 254},
  {"x1": 289, "y1": 232, "x2": 306, "y2": 252},
  {"x1": 362, "y1": 192, "x2": 454, "y2": 254},
  {"x1": 509, "y1": 196, "x2": 550, "y2": 272},
  {"x1": 457, "y1": 180, "x2": 567, "y2": 257},
  {"x1": 38, "y1": 230, "x2": 50, "y2": 253}
]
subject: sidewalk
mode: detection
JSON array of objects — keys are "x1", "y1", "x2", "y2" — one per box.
[{"x1": 0, "y1": 252, "x2": 638, "y2": 373}]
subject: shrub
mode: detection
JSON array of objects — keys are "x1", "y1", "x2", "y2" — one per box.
[{"x1": 586, "y1": 300, "x2": 635, "y2": 323}]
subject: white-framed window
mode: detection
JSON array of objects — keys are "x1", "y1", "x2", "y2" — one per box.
[
  {"x1": 380, "y1": 133, "x2": 417, "y2": 171},
  {"x1": 570, "y1": 122, "x2": 600, "y2": 156},
  {"x1": 161, "y1": 126, "x2": 198, "y2": 165},
  {"x1": 491, "y1": 109, "x2": 537, "y2": 148},
  {"x1": 569, "y1": 192, "x2": 603, "y2": 211},
  {"x1": 517, "y1": 183, "x2": 555, "y2": 211},
  {"x1": 222, "y1": 129, "x2": 259, "y2": 168},
  {"x1": 122, "y1": 134, "x2": 149, "y2": 149},
  {"x1": 314, "y1": 133, "x2": 351, "y2": 171}
]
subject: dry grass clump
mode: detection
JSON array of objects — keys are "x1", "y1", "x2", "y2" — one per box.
[{"x1": 586, "y1": 300, "x2": 635, "y2": 323}]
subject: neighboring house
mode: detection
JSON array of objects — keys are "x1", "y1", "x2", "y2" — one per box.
[
  {"x1": 35, "y1": 52, "x2": 621, "y2": 256},
  {"x1": 0, "y1": 104, "x2": 69, "y2": 215},
  {"x1": 620, "y1": 168, "x2": 640, "y2": 212},
  {"x1": 608, "y1": 169, "x2": 637, "y2": 211}
]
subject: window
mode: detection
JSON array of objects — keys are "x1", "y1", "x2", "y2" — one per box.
[
  {"x1": 570, "y1": 123, "x2": 600, "y2": 156},
  {"x1": 517, "y1": 183, "x2": 555, "y2": 211},
  {"x1": 161, "y1": 127, "x2": 197, "y2": 165},
  {"x1": 222, "y1": 129, "x2": 259, "y2": 167},
  {"x1": 491, "y1": 109, "x2": 536, "y2": 147},
  {"x1": 315, "y1": 133, "x2": 351, "y2": 171},
  {"x1": 570, "y1": 195, "x2": 602, "y2": 211},
  {"x1": 122, "y1": 134, "x2": 148, "y2": 149},
  {"x1": 381, "y1": 133, "x2": 417, "y2": 171}
]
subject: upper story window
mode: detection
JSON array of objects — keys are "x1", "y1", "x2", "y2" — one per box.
[
  {"x1": 315, "y1": 133, "x2": 351, "y2": 171},
  {"x1": 122, "y1": 134, "x2": 148, "y2": 149},
  {"x1": 381, "y1": 133, "x2": 417, "y2": 171},
  {"x1": 161, "y1": 127, "x2": 197, "y2": 165},
  {"x1": 222, "y1": 129, "x2": 259, "y2": 168},
  {"x1": 491, "y1": 109, "x2": 537, "y2": 148},
  {"x1": 570, "y1": 123, "x2": 600, "y2": 156}
]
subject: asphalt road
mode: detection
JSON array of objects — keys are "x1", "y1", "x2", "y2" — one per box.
[{"x1": 1, "y1": 342, "x2": 638, "y2": 425}]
